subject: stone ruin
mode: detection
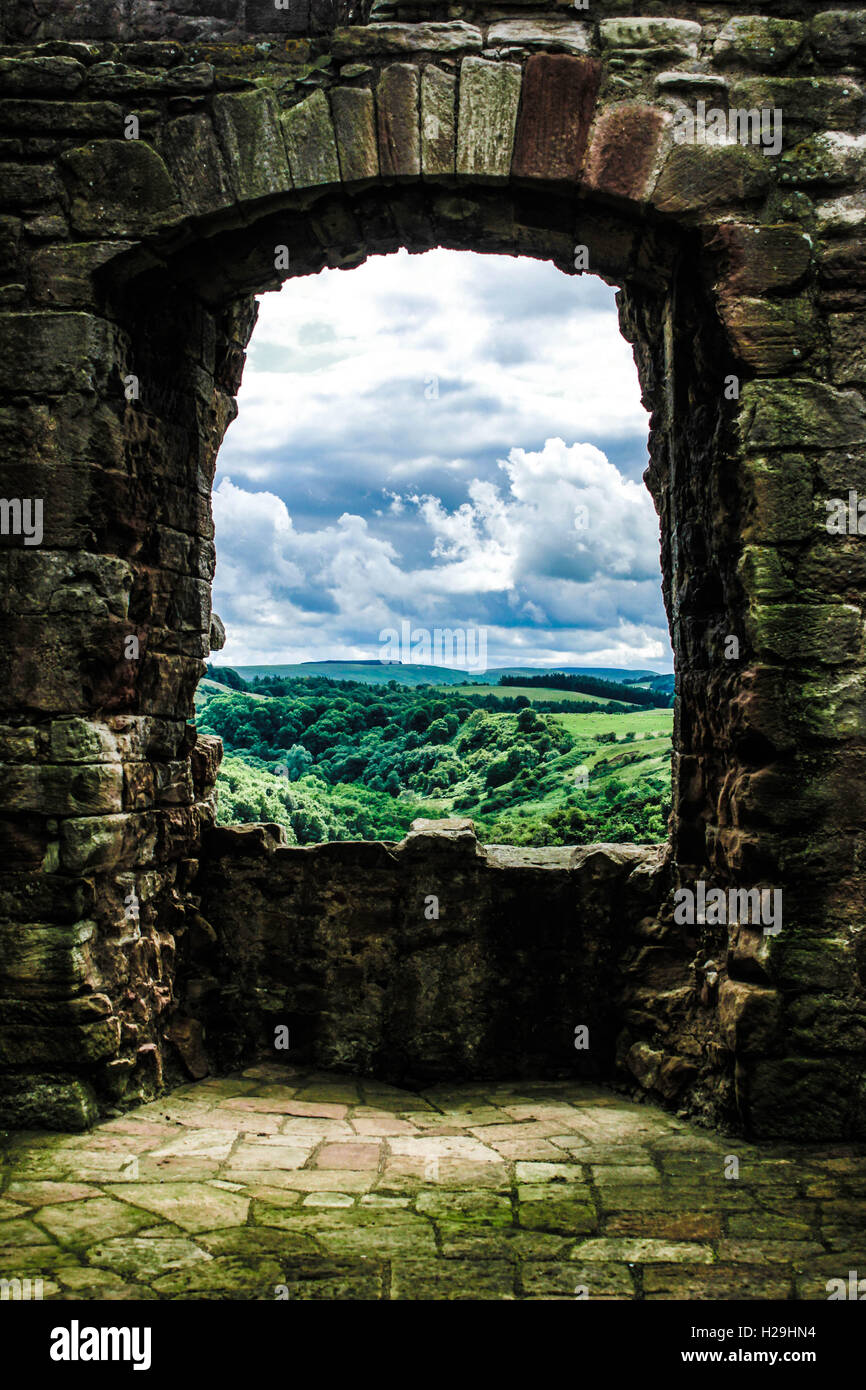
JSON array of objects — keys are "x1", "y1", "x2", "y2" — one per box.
[{"x1": 0, "y1": 0, "x2": 865, "y2": 1142}]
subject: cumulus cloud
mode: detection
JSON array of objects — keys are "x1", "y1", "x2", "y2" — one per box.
[{"x1": 210, "y1": 249, "x2": 672, "y2": 671}]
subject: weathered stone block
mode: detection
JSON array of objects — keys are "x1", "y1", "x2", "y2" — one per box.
[
  {"x1": 599, "y1": 18, "x2": 701, "y2": 60},
  {"x1": 60, "y1": 140, "x2": 182, "y2": 235},
  {"x1": 780, "y1": 132, "x2": 866, "y2": 187},
  {"x1": 730, "y1": 77, "x2": 864, "y2": 134},
  {"x1": 213, "y1": 88, "x2": 293, "y2": 202},
  {"x1": 739, "y1": 381, "x2": 866, "y2": 450},
  {"x1": 161, "y1": 113, "x2": 235, "y2": 218},
  {"x1": 0, "y1": 1075, "x2": 99, "y2": 1131},
  {"x1": 0, "y1": 920, "x2": 95, "y2": 997},
  {"x1": 812, "y1": 10, "x2": 866, "y2": 65},
  {"x1": 712, "y1": 17, "x2": 805, "y2": 71},
  {"x1": 330, "y1": 86, "x2": 378, "y2": 184},
  {"x1": 0, "y1": 99, "x2": 123, "y2": 134},
  {"x1": 0, "y1": 55, "x2": 85, "y2": 94},
  {"x1": 736, "y1": 1057, "x2": 858, "y2": 1140},
  {"x1": 741, "y1": 456, "x2": 813, "y2": 545},
  {"x1": 457, "y1": 57, "x2": 521, "y2": 183},
  {"x1": 30, "y1": 241, "x2": 128, "y2": 309},
  {"x1": 708, "y1": 223, "x2": 812, "y2": 295},
  {"x1": 0, "y1": 1016, "x2": 121, "y2": 1066},
  {"x1": 331, "y1": 24, "x2": 482, "y2": 59},
  {"x1": 718, "y1": 980, "x2": 782, "y2": 1055},
  {"x1": 718, "y1": 294, "x2": 818, "y2": 374},
  {"x1": 191, "y1": 734, "x2": 222, "y2": 796},
  {"x1": 60, "y1": 813, "x2": 157, "y2": 873},
  {"x1": 1, "y1": 763, "x2": 124, "y2": 815},
  {"x1": 377, "y1": 64, "x2": 420, "y2": 179},
  {"x1": 746, "y1": 603, "x2": 862, "y2": 666},
  {"x1": 583, "y1": 103, "x2": 667, "y2": 202},
  {"x1": 512, "y1": 54, "x2": 599, "y2": 185},
  {"x1": 830, "y1": 311, "x2": 866, "y2": 384},
  {"x1": 420, "y1": 66, "x2": 455, "y2": 178},
  {"x1": 0, "y1": 312, "x2": 120, "y2": 395},
  {"x1": 487, "y1": 20, "x2": 590, "y2": 56},
  {"x1": 652, "y1": 145, "x2": 770, "y2": 214},
  {"x1": 280, "y1": 90, "x2": 341, "y2": 189},
  {"x1": 0, "y1": 163, "x2": 61, "y2": 206}
]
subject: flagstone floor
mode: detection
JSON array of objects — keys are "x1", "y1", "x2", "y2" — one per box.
[{"x1": 1, "y1": 1065, "x2": 864, "y2": 1300}]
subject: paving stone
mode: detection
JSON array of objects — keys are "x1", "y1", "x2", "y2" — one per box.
[
  {"x1": 303, "y1": 1192, "x2": 355, "y2": 1208},
  {"x1": 522, "y1": 1260, "x2": 635, "y2": 1298},
  {"x1": 570, "y1": 1237, "x2": 714, "y2": 1264},
  {"x1": 715, "y1": 1239, "x2": 825, "y2": 1264},
  {"x1": 416, "y1": 1189, "x2": 512, "y2": 1224},
  {"x1": 33, "y1": 1197, "x2": 153, "y2": 1247},
  {"x1": 603, "y1": 1211, "x2": 722, "y2": 1240},
  {"x1": 315, "y1": 1142, "x2": 381, "y2": 1168},
  {"x1": 518, "y1": 1198, "x2": 597, "y2": 1236},
  {"x1": 437, "y1": 1223, "x2": 570, "y2": 1261},
  {"x1": 644, "y1": 1265, "x2": 792, "y2": 1299},
  {"x1": 250, "y1": 1169, "x2": 374, "y2": 1193},
  {"x1": 591, "y1": 1165, "x2": 661, "y2": 1185},
  {"x1": 107, "y1": 1181, "x2": 250, "y2": 1233},
  {"x1": 85, "y1": 1236, "x2": 212, "y2": 1279},
  {"x1": 351, "y1": 1115, "x2": 417, "y2": 1137},
  {"x1": 4, "y1": 1074, "x2": 863, "y2": 1298},
  {"x1": 489, "y1": 1140, "x2": 570, "y2": 1161},
  {"x1": 275, "y1": 1257, "x2": 385, "y2": 1300},
  {"x1": 154, "y1": 1255, "x2": 284, "y2": 1296},
  {"x1": 279, "y1": 1117, "x2": 356, "y2": 1140},
  {"x1": 514, "y1": 1161, "x2": 582, "y2": 1183},
  {"x1": 224, "y1": 1145, "x2": 311, "y2": 1173},
  {"x1": 4, "y1": 1181, "x2": 100, "y2": 1206},
  {"x1": 391, "y1": 1258, "x2": 514, "y2": 1300}
]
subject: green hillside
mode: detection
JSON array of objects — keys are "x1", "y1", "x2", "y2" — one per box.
[{"x1": 196, "y1": 675, "x2": 672, "y2": 848}]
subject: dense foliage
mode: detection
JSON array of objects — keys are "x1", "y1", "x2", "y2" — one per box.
[
  {"x1": 197, "y1": 673, "x2": 672, "y2": 848},
  {"x1": 498, "y1": 671, "x2": 673, "y2": 707}
]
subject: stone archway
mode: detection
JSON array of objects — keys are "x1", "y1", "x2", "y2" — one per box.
[{"x1": 1, "y1": 6, "x2": 864, "y2": 1139}]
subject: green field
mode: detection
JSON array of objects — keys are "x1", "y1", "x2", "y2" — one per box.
[
  {"x1": 437, "y1": 683, "x2": 636, "y2": 707},
  {"x1": 196, "y1": 672, "x2": 673, "y2": 849},
  {"x1": 553, "y1": 709, "x2": 674, "y2": 738}
]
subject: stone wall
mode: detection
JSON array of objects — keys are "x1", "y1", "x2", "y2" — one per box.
[
  {"x1": 187, "y1": 818, "x2": 668, "y2": 1087},
  {"x1": 0, "y1": 3, "x2": 864, "y2": 1137}
]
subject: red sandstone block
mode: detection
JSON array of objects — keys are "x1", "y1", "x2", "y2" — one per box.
[
  {"x1": 512, "y1": 54, "x2": 600, "y2": 183},
  {"x1": 584, "y1": 104, "x2": 668, "y2": 202}
]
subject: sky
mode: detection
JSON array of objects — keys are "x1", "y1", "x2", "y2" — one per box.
[{"x1": 212, "y1": 247, "x2": 673, "y2": 673}]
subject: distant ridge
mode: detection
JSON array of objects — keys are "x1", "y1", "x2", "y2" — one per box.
[{"x1": 227, "y1": 660, "x2": 672, "y2": 687}]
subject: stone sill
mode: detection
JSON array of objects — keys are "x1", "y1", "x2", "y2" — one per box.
[{"x1": 206, "y1": 815, "x2": 667, "y2": 872}]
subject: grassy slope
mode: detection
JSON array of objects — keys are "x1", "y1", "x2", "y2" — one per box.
[{"x1": 436, "y1": 683, "x2": 635, "y2": 706}]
